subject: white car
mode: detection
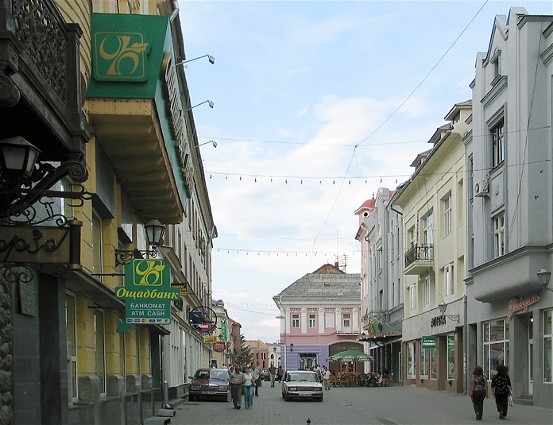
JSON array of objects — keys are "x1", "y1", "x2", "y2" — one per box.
[{"x1": 281, "y1": 370, "x2": 323, "y2": 402}]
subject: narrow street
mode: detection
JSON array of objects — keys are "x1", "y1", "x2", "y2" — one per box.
[{"x1": 169, "y1": 384, "x2": 552, "y2": 425}]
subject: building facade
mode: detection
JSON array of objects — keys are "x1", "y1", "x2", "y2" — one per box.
[
  {"x1": 356, "y1": 188, "x2": 404, "y2": 382},
  {"x1": 466, "y1": 8, "x2": 553, "y2": 409},
  {"x1": 273, "y1": 263, "x2": 362, "y2": 373},
  {"x1": 0, "y1": 1, "x2": 218, "y2": 423},
  {"x1": 394, "y1": 101, "x2": 470, "y2": 393}
]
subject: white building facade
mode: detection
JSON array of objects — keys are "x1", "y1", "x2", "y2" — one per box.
[{"x1": 466, "y1": 8, "x2": 553, "y2": 408}]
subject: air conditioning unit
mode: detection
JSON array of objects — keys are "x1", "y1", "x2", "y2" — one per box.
[{"x1": 474, "y1": 179, "x2": 489, "y2": 197}]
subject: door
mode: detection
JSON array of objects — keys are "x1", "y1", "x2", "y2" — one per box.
[{"x1": 528, "y1": 314, "x2": 533, "y2": 394}]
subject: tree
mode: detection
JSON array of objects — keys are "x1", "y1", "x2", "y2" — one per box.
[{"x1": 233, "y1": 335, "x2": 253, "y2": 366}]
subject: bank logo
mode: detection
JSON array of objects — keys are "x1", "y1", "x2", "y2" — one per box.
[{"x1": 94, "y1": 32, "x2": 150, "y2": 81}]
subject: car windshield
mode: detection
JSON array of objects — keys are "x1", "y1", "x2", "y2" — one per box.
[
  {"x1": 209, "y1": 370, "x2": 229, "y2": 381},
  {"x1": 288, "y1": 373, "x2": 317, "y2": 382},
  {"x1": 195, "y1": 370, "x2": 210, "y2": 380}
]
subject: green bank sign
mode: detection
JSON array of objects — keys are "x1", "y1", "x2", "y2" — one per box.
[
  {"x1": 89, "y1": 13, "x2": 170, "y2": 98},
  {"x1": 116, "y1": 259, "x2": 180, "y2": 324},
  {"x1": 422, "y1": 336, "x2": 436, "y2": 349}
]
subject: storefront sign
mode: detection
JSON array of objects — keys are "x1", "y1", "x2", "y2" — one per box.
[
  {"x1": 507, "y1": 295, "x2": 540, "y2": 318},
  {"x1": 213, "y1": 341, "x2": 226, "y2": 352},
  {"x1": 116, "y1": 259, "x2": 180, "y2": 324},
  {"x1": 204, "y1": 335, "x2": 217, "y2": 344},
  {"x1": 422, "y1": 336, "x2": 436, "y2": 349},
  {"x1": 431, "y1": 315, "x2": 447, "y2": 327}
]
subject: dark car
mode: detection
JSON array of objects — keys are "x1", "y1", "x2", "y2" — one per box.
[
  {"x1": 281, "y1": 370, "x2": 323, "y2": 402},
  {"x1": 188, "y1": 368, "x2": 230, "y2": 402}
]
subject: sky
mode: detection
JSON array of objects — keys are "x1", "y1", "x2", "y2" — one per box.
[{"x1": 177, "y1": 0, "x2": 553, "y2": 343}]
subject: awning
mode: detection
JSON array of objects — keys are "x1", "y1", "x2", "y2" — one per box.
[{"x1": 359, "y1": 321, "x2": 401, "y2": 344}]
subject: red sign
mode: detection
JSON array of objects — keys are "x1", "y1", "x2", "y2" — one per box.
[{"x1": 213, "y1": 341, "x2": 226, "y2": 353}]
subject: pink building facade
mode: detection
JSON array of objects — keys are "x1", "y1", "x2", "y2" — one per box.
[{"x1": 273, "y1": 263, "x2": 363, "y2": 373}]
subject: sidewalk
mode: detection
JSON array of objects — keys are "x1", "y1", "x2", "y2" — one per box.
[{"x1": 164, "y1": 384, "x2": 553, "y2": 425}]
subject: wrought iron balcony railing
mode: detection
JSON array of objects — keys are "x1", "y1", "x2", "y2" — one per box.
[{"x1": 404, "y1": 244, "x2": 434, "y2": 268}]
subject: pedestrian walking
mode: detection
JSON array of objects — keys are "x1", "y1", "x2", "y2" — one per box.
[
  {"x1": 242, "y1": 367, "x2": 255, "y2": 409},
  {"x1": 469, "y1": 366, "x2": 488, "y2": 420},
  {"x1": 277, "y1": 365, "x2": 283, "y2": 383},
  {"x1": 491, "y1": 364, "x2": 512, "y2": 420},
  {"x1": 229, "y1": 364, "x2": 245, "y2": 409},
  {"x1": 269, "y1": 364, "x2": 276, "y2": 387},
  {"x1": 322, "y1": 366, "x2": 331, "y2": 390},
  {"x1": 253, "y1": 364, "x2": 262, "y2": 396}
]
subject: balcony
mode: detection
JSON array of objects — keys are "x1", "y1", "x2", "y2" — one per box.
[
  {"x1": 0, "y1": 0, "x2": 87, "y2": 161},
  {"x1": 404, "y1": 244, "x2": 434, "y2": 275}
]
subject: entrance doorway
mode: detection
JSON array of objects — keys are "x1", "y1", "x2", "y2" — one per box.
[{"x1": 299, "y1": 353, "x2": 318, "y2": 370}]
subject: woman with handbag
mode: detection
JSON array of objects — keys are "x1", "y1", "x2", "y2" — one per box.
[{"x1": 491, "y1": 364, "x2": 512, "y2": 420}]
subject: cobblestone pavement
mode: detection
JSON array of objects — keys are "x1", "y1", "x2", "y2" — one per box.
[{"x1": 165, "y1": 384, "x2": 553, "y2": 425}]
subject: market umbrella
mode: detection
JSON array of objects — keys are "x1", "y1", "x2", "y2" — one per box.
[{"x1": 327, "y1": 349, "x2": 374, "y2": 373}]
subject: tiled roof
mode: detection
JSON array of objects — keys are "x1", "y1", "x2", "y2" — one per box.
[{"x1": 274, "y1": 264, "x2": 360, "y2": 300}]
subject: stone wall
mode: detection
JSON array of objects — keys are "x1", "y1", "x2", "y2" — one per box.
[{"x1": 0, "y1": 272, "x2": 13, "y2": 425}]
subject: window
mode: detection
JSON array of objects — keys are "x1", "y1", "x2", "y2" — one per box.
[
  {"x1": 325, "y1": 313, "x2": 334, "y2": 328},
  {"x1": 420, "y1": 347, "x2": 429, "y2": 379},
  {"x1": 92, "y1": 211, "x2": 103, "y2": 275},
  {"x1": 493, "y1": 213, "x2": 505, "y2": 258},
  {"x1": 65, "y1": 293, "x2": 78, "y2": 403},
  {"x1": 443, "y1": 194, "x2": 452, "y2": 237},
  {"x1": 491, "y1": 120, "x2": 505, "y2": 167},
  {"x1": 445, "y1": 264, "x2": 454, "y2": 296},
  {"x1": 94, "y1": 309, "x2": 107, "y2": 395},
  {"x1": 423, "y1": 275, "x2": 433, "y2": 307},
  {"x1": 308, "y1": 314, "x2": 316, "y2": 328},
  {"x1": 342, "y1": 313, "x2": 351, "y2": 328},
  {"x1": 430, "y1": 347, "x2": 437, "y2": 379},
  {"x1": 491, "y1": 50, "x2": 501, "y2": 79},
  {"x1": 447, "y1": 335, "x2": 456, "y2": 380},
  {"x1": 409, "y1": 285, "x2": 417, "y2": 313},
  {"x1": 483, "y1": 319, "x2": 509, "y2": 379},
  {"x1": 544, "y1": 310, "x2": 552, "y2": 383},
  {"x1": 407, "y1": 342, "x2": 416, "y2": 379},
  {"x1": 408, "y1": 226, "x2": 416, "y2": 248},
  {"x1": 423, "y1": 212, "x2": 434, "y2": 247},
  {"x1": 292, "y1": 314, "x2": 300, "y2": 328}
]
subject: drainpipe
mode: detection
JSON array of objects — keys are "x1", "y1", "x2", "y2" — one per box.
[{"x1": 463, "y1": 294, "x2": 468, "y2": 395}]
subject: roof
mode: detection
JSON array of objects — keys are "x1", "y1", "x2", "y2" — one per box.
[
  {"x1": 354, "y1": 198, "x2": 376, "y2": 215},
  {"x1": 274, "y1": 264, "x2": 360, "y2": 301}
]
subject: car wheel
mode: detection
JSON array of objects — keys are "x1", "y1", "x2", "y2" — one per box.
[
  {"x1": 189, "y1": 394, "x2": 195, "y2": 401},
  {"x1": 318, "y1": 396, "x2": 323, "y2": 402},
  {"x1": 223, "y1": 392, "x2": 230, "y2": 402},
  {"x1": 284, "y1": 393, "x2": 290, "y2": 401}
]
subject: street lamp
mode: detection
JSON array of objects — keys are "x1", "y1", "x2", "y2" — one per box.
[
  {"x1": 276, "y1": 314, "x2": 286, "y2": 370},
  {"x1": 0, "y1": 136, "x2": 88, "y2": 220},
  {"x1": 538, "y1": 267, "x2": 552, "y2": 292},
  {"x1": 114, "y1": 218, "x2": 166, "y2": 266},
  {"x1": 196, "y1": 140, "x2": 217, "y2": 148},
  {"x1": 176, "y1": 54, "x2": 215, "y2": 66},
  {"x1": 438, "y1": 301, "x2": 460, "y2": 322},
  {"x1": 184, "y1": 100, "x2": 214, "y2": 112}
]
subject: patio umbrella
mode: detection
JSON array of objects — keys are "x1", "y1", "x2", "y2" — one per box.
[{"x1": 327, "y1": 349, "x2": 374, "y2": 373}]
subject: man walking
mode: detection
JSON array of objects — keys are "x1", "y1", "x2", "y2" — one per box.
[{"x1": 229, "y1": 364, "x2": 245, "y2": 409}]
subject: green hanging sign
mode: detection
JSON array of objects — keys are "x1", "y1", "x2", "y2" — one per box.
[
  {"x1": 422, "y1": 336, "x2": 436, "y2": 349},
  {"x1": 115, "y1": 259, "x2": 180, "y2": 324}
]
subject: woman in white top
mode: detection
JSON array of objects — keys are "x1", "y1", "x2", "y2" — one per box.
[{"x1": 242, "y1": 367, "x2": 256, "y2": 409}]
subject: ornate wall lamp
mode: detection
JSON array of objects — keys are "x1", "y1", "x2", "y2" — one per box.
[
  {"x1": 537, "y1": 267, "x2": 552, "y2": 292},
  {"x1": 0, "y1": 136, "x2": 89, "y2": 222},
  {"x1": 290, "y1": 343, "x2": 294, "y2": 352},
  {"x1": 438, "y1": 302, "x2": 460, "y2": 322},
  {"x1": 114, "y1": 219, "x2": 166, "y2": 266}
]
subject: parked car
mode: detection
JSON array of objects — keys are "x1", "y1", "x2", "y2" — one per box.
[
  {"x1": 281, "y1": 370, "x2": 323, "y2": 402},
  {"x1": 188, "y1": 368, "x2": 230, "y2": 402}
]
